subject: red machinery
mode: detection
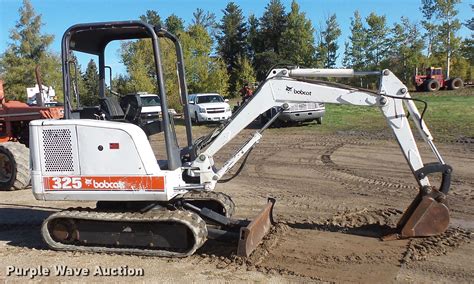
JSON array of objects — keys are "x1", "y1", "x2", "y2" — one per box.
[
  {"x1": 414, "y1": 67, "x2": 464, "y2": 92},
  {"x1": 0, "y1": 79, "x2": 63, "y2": 190}
]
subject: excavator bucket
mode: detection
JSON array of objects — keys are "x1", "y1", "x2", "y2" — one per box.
[
  {"x1": 395, "y1": 189, "x2": 450, "y2": 238},
  {"x1": 237, "y1": 198, "x2": 275, "y2": 257}
]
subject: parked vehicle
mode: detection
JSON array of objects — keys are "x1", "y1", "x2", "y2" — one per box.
[
  {"x1": 0, "y1": 69, "x2": 63, "y2": 191},
  {"x1": 260, "y1": 102, "x2": 325, "y2": 126},
  {"x1": 188, "y1": 93, "x2": 232, "y2": 124},
  {"x1": 413, "y1": 67, "x2": 464, "y2": 92},
  {"x1": 120, "y1": 93, "x2": 177, "y2": 123}
]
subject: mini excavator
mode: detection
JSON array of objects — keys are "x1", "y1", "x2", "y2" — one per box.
[{"x1": 29, "y1": 21, "x2": 452, "y2": 257}]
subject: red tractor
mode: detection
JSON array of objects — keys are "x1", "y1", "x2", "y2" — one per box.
[
  {"x1": 414, "y1": 67, "x2": 464, "y2": 92},
  {"x1": 0, "y1": 79, "x2": 63, "y2": 191}
]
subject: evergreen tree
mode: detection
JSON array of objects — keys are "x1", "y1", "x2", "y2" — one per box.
[
  {"x1": 467, "y1": 4, "x2": 474, "y2": 31},
  {"x1": 253, "y1": 0, "x2": 287, "y2": 80},
  {"x1": 365, "y1": 12, "x2": 389, "y2": 69},
  {"x1": 319, "y1": 14, "x2": 341, "y2": 68},
  {"x1": 279, "y1": 0, "x2": 316, "y2": 67},
  {"x1": 460, "y1": 7, "x2": 473, "y2": 78},
  {"x1": 0, "y1": 0, "x2": 61, "y2": 101},
  {"x1": 420, "y1": 0, "x2": 437, "y2": 58},
  {"x1": 341, "y1": 41, "x2": 351, "y2": 68},
  {"x1": 81, "y1": 59, "x2": 100, "y2": 106},
  {"x1": 165, "y1": 14, "x2": 185, "y2": 34},
  {"x1": 389, "y1": 17, "x2": 424, "y2": 85},
  {"x1": 260, "y1": 0, "x2": 287, "y2": 54},
  {"x1": 192, "y1": 8, "x2": 216, "y2": 30},
  {"x1": 247, "y1": 14, "x2": 262, "y2": 62},
  {"x1": 140, "y1": 10, "x2": 162, "y2": 26},
  {"x1": 216, "y1": 2, "x2": 248, "y2": 95},
  {"x1": 342, "y1": 11, "x2": 366, "y2": 70}
]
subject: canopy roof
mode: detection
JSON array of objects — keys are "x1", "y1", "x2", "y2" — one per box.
[{"x1": 65, "y1": 21, "x2": 154, "y2": 55}]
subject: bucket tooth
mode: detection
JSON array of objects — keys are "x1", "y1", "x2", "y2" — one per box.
[
  {"x1": 237, "y1": 198, "x2": 275, "y2": 257},
  {"x1": 397, "y1": 188, "x2": 449, "y2": 238}
]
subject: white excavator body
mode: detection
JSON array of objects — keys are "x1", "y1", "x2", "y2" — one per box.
[{"x1": 28, "y1": 21, "x2": 452, "y2": 258}]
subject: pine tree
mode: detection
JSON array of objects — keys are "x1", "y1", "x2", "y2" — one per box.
[
  {"x1": 260, "y1": 0, "x2": 287, "y2": 54},
  {"x1": 460, "y1": 5, "x2": 473, "y2": 74},
  {"x1": 420, "y1": 0, "x2": 437, "y2": 58},
  {"x1": 342, "y1": 11, "x2": 366, "y2": 70},
  {"x1": 252, "y1": 0, "x2": 287, "y2": 80},
  {"x1": 467, "y1": 4, "x2": 474, "y2": 31},
  {"x1": 389, "y1": 17, "x2": 425, "y2": 85},
  {"x1": 247, "y1": 14, "x2": 262, "y2": 62},
  {"x1": 365, "y1": 12, "x2": 389, "y2": 69},
  {"x1": 192, "y1": 8, "x2": 216, "y2": 30},
  {"x1": 140, "y1": 10, "x2": 162, "y2": 26},
  {"x1": 165, "y1": 14, "x2": 185, "y2": 34},
  {"x1": 81, "y1": 59, "x2": 100, "y2": 106},
  {"x1": 319, "y1": 14, "x2": 341, "y2": 68},
  {"x1": 279, "y1": 0, "x2": 316, "y2": 67},
  {"x1": 216, "y1": 2, "x2": 248, "y2": 95},
  {"x1": 0, "y1": 0, "x2": 61, "y2": 101}
]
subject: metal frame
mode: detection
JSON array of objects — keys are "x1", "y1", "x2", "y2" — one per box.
[{"x1": 60, "y1": 21, "x2": 190, "y2": 170}]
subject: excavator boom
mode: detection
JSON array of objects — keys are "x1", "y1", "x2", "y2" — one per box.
[{"x1": 191, "y1": 67, "x2": 451, "y2": 239}]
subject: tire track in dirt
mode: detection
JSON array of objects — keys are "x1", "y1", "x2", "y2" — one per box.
[
  {"x1": 188, "y1": 224, "x2": 325, "y2": 281},
  {"x1": 320, "y1": 142, "x2": 417, "y2": 191},
  {"x1": 401, "y1": 228, "x2": 472, "y2": 264},
  {"x1": 188, "y1": 206, "x2": 472, "y2": 280},
  {"x1": 322, "y1": 207, "x2": 403, "y2": 229},
  {"x1": 244, "y1": 139, "x2": 417, "y2": 210}
]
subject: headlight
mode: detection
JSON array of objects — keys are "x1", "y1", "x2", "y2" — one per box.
[
  {"x1": 199, "y1": 107, "x2": 206, "y2": 113},
  {"x1": 225, "y1": 107, "x2": 231, "y2": 112}
]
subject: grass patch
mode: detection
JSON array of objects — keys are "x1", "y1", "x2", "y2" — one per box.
[
  {"x1": 225, "y1": 88, "x2": 473, "y2": 141},
  {"x1": 311, "y1": 89, "x2": 474, "y2": 141}
]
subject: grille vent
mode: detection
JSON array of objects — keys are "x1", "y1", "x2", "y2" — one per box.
[{"x1": 42, "y1": 128, "x2": 74, "y2": 172}]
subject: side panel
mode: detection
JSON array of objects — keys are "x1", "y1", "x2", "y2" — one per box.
[
  {"x1": 76, "y1": 125, "x2": 147, "y2": 175},
  {"x1": 30, "y1": 119, "x2": 179, "y2": 201}
]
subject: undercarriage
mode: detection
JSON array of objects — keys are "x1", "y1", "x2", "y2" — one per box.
[{"x1": 42, "y1": 191, "x2": 274, "y2": 257}]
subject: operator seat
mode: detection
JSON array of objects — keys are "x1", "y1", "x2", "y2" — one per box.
[{"x1": 99, "y1": 96, "x2": 125, "y2": 120}]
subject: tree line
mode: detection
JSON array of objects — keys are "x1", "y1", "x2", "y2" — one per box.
[{"x1": 0, "y1": 0, "x2": 472, "y2": 111}]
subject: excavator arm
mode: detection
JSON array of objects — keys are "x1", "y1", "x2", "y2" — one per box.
[{"x1": 190, "y1": 68, "x2": 452, "y2": 239}]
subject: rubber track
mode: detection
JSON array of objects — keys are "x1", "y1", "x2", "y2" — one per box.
[
  {"x1": 181, "y1": 191, "x2": 236, "y2": 218},
  {"x1": 42, "y1": 208, "x2": 208, "y2": 257}
]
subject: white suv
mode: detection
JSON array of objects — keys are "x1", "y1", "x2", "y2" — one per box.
[{"x1": 188, "y1": 93, "x2": 232, "y2": 124}]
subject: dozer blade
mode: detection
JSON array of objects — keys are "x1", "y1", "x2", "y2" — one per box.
[
  {"x1": 396, "y1": 189, "x2": 450, "y2": 238},
  {"x1": 237, "y1": 198, "x2": 275, "y2": 257}
]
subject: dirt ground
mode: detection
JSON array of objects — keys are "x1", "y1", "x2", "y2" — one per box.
[{"x1": 0, "y1": 124, "x2": 472, "y2": 283}]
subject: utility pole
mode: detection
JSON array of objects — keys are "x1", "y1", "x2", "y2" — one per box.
[{"x1": 446, "y1": 17, "x2": 451, "y2": 79}]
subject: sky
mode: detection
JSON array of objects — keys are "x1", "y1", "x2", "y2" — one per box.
[{"x1": 0, "y1": 0, "x2": 472, "y2": 75}]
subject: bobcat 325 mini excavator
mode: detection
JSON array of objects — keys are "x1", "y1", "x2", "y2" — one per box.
[{"x1": 29, "y1": 21, "x2": 452, "y2": 257}]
